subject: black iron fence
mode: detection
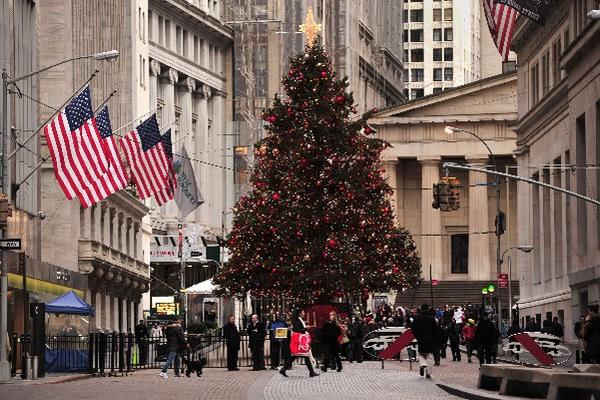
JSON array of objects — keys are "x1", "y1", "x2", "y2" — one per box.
[{"x1": 44, "y1": 333, "x2": 324, "y2": 374}]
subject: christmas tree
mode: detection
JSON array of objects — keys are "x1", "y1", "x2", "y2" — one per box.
[{"x1": 213, "y1": 43, "x2": 421, "y2": 302}]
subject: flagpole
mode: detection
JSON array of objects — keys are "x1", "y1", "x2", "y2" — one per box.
[{"x1": 8, "y1": 70, "x2": 100, "y2": 161}]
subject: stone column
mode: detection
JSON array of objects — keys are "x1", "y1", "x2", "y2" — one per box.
[
  {"x1": 466, "y1": 155, "x2": 491, "y2": 280},
  {"x1": 159, "y1": 68, "x2": 178, "y2": 131},
  {"x1": 180, "y1": 77, "x2": 195, "y2": 150},
  {"x1": 419, "y1": 156, "x2": 443, "y2": 280},
  {"x1": 385, "y1": 160, "x2": 399, "y2": 224},
  {"x1": 110, "y1": 207, "x2": 118, "y2": 249},
  {"x1": 149, "y1": 59, "x2": 161, "y2": 112},
  {"x1": 91, "y1": 204, "x2": 100, "y2": 242},
  {"x1": 195, "y1": 85, "x2": 210, "y2": 224},
  {"x1": 118, "y1": 212, "x2": 125, "y2": 253},
  {"x1": 213, "y1": 91, "x2": 226, "y2": 228},
  {"x1": 105, "y1": 292, "x2": 112, "y2": 331},
  {"x1": 82, "y1": 207, "x2": 92, "y2": 239},
  {"x1": 101, "y1": 203, "x2": 110, "y2": 246},
  {"x1": 126, "y1": 217, "x2": 133, "y2": 257},
  {"x1": 130, "y1": 300, "x2": 136, "y2": 330},
  {"x1": 113, "y1": 293, "x2": 119, "y2": 331},
  {"x1": 94, "y1": 290, "x2": 102, "y2": 330},
  {"x1": 134, "y1": 222, "x2": 141, "y2": 260}
]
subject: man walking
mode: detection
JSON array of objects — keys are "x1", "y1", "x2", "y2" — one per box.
[
  {"x1": 279, "y1": 309, "x2": 319, "y2": 377},
  {"x1": 475, "y1": 312, "x2": 496, "y2": 365},
  {"x1": 223, "y1": 315, "x2": 240, "y2": 371},
  {"x1": 247, "y1": 314, "x2": 266, "y2": 370},
  {"x1": 159, "y1": 320, "x2": 186, "y2": 379},
  {"x1": 411, "y1": 304, "x2": 438, "y2": 378},
  {"x1": 321, "y1": 311, "x2": 342, "y2": 372},
  {"x1": 268, "y1": 312, "x2": 287, "y2": 369},
  {"x1": 135, "y1": 319, "x2": 149, "y2": 365},
  {"x1": 348, "y1": 317, "x2": 364, "y2": 363}
]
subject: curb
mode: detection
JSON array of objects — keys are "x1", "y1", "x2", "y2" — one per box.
[
  {"x1": 46, "y1": 374, "x2": 95, "y2": 385},
  {"x1": 433, "y1": 378, "x2": 529, "y2": 400}
]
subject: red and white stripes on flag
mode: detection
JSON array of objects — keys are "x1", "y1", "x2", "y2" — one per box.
[
  {"x1": 482, "y1": 0, "x2": 518, "y2": 61},
  {"x1": 44, "y1": 86, "x2": 122, "y2": 208},
  {"x1": 120, "y1": 114, "x2": 171, "y2": 201},
  {"x1": 153, "y1": 129, "x2": 177, "y2": 206}
]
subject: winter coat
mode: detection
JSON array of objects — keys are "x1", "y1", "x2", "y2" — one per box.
[
  {"x1": 321, "y1": 320, "x2": 342, "y2": 345},
  {"x1": 134, "y1": 323, "x2": 148, "y2": 340},
  {"x1": 247, "y1": 321, "x2": 266, "y2": 346},
  {"x1": 223, "y1": 322, "x2": 241, "y2": 349},
  {"x1": 584, "y1": 316, "x2": 600, "y2": 359},
  {"x1": 448, "y1": 323, "x2": 461, "y2": 346},
  {"x1": 411, "y1": 312, "x2": 438, "y2": 354},
  {"x1": 291, "y1": 316, "x2": 308, "y2": 333},
  {"x1": 349, "y1": 321, "x2": 365, "y2": 341},
  {"x1": 165, "y1": 324, "x2": 186, "y2": 353},
  {"x1": 475, "y1": 319, "x2": 496, "y2": 346},
  {"x1": 462, "y1": 325, "x2": 476, "y2": 342}
]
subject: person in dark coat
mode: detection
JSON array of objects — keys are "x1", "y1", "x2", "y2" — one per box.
[
  {"x1": 279, "y1": 309, "x2": 319, "y2": 377},
  {"x1": 321, "y1": 311, "x2": 342, "y2": 372},
  {"x1": 348, "y1": 317, "x2": 364, "y2": 363},
  {"x1": 433, "y1": 318, "x2": 446, "y2": 365},
  {"x1": 507, "y1": 319, "x2": 522, "y2": 361},
  {"x1": 134, "y1": 319, "x2": 149, "y2": 365},
  {"x1": 584, "y1": 310, "x2": 600, "y2": 363},
  {"x1": 247, "y1": 314, "x2": 266, "y2": 370},
  {"x1": 448, "y1": 319, "x2": 462, "y2": 361},
  {"x1": 223, "y1": 315, "x2": 241, "y2": 371},
  {"x1": 475, "y1": 312, "x2": 496, "y2": 365},
  {"x1": 551, "y1": 317, "x2": 564, "y2": 339},
  {"x1": 159, "y1": 320, "x2": 186, "y2": 379},
  {"x1": 268, "y1": 312, "x2": 287, "y2": 369},
  {"x1": 525, "y1": 319, "x2": 540, "y2": 332},
  {"x1": 411, "y1": 304, "x2": 438, "y2": 378}
]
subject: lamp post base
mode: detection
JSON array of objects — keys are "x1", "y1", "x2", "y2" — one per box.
[{"x1": 0, "y1": 361, "x2": 11, "y2": 383}]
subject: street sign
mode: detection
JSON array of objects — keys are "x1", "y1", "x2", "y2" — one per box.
[
  {"x1": 0, "y1": 238, "x2": 21, "y2": 250},
  {"x1": 190, "y1": 251, "x2": 203, "y2": 257},
  {"x1": 498, "y1": 273, "x2": 509, "y2": 288},
  {"x1": 431, "y1": 279, "x2": 439, "y2": 286}
]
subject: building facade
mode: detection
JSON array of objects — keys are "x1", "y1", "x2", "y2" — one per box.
[
  {"x1": 370, "y1": 72, "x2": 519, "y2": 313},
  {"x1": 512, "y1": 1, "x2": 600, "y2": 343},
  {"x1": 402, "y1": 0, "x2": 507, "y2": 100},
  {"x1": 224, "y1": 0, "x2": 406, "y2": 198}
]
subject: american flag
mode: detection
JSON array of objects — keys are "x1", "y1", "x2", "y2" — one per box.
[
  {"x1": 154, "y1": 129, "x2": 177, "y2": 206},
  {"x1": 44, "y1": 86, "x2": 111, "y2": 208},
  {"x1": 482, "y1": 0, "x2": 518, "y2": 61},
  {"x1": 120, "y1": 114, "x2": 171, "y2": 200},
  {"x1": 90, "y1": 106, "x2": 128, "y2": 201}
]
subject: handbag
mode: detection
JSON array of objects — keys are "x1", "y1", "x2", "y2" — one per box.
[{"x1": 290, "y1": 331, "x2": 311, "y2": 357}]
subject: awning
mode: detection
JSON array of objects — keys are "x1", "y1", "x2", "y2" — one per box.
[
  {"x1": 46, "y1": 290, "x2": 94, "y2": 315},
  {"x1": 185, "y1": 279, "x2": 216, "y2": 294}
]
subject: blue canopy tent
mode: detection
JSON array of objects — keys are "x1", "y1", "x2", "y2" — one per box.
[
  {"x1": 46, "y1": 291, "x2": 94, "y2": 315},
  {"x1": 45, "y1": 291, "x2": 94, "y2": 372}
]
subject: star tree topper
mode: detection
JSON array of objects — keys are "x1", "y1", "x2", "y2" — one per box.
[{"x1": 299, "y1": 6, "x2": 322, "y2": 48}]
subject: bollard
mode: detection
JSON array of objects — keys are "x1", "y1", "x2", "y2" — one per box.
[
  {"x1": 31, "y1": 356, "x2": 38, "y2": 380},
  {"x1": 22, "y1": 355, "x2": 32, "y2": 380}
]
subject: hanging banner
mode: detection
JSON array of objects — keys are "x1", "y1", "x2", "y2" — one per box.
[{"x1": 494, "y1": 0, "x2": 552, "y2": 25}]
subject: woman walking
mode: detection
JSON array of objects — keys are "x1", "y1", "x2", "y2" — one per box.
[{"x1": 279, "y1": 309, "x2": 319, "y2": 377}]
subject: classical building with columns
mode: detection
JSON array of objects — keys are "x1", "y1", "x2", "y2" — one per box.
[
  {"x1": 33, "y1": 0, "x2": 233, "y2": 331},
  {"x1": 369, "y1": 72, "x2": 519, "y2": 313}
]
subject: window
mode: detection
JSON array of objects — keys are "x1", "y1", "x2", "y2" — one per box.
[
  {"x1": 444, "y1": 7, "x2": 453, "y2": 21},
  {"x1": 433, "y1": 8, "x2": 442, "y2": 21},
  {"x1": 148, "y1": 11, "x2": 153, "y2": 41},
  {"x1": 139, "y1": 55, "x2": 143, "y2": 86},
  {"x1": 165, "y1": 20, "x2": 171, "y2": 48},
  {"x1": 552, "y1": 39, "x2": 562, "y2": 84},
  {"x1": 410, "y1": 29, "x2": 424, "y2": 42},
  {"x1": 451, "y1": 234, "x2": 468, "y2": 274},
  {"x1": 404, "y1": 49, "x2": 409, "y2": 62},
  {"x1": 194, "y1": 35, "x2": 199, "y2": 63},
  {"x1": 138, "y1": 7, "x2": 142, "y2": 39},
  {"x1": 411, "y1": 68, "x2": 424, "y2": 82},
  {"x1": 403, "y1": 29, "x2": 409, "y2": 42},
  {"x1": 183, "y1": 30, "x2": 188, "y2": 58},
  {"x1": 158, "y1": 16, "x2": 164, "y2": 45},
  {"x1": 403, "y1": 9, "x2": 408, "y2": 22},
  {"x1": 176, "y1": 26, "x2": 182, "y2": 54},
  {"x1": 411, "y1": 89, "x2": 424, "y2": 99},
  {"x1": 411, "y1": 49, "x2": 424, "y2": 62},
  {"x1": 444, "y1": 67, "x2": 453, "y2": 80},
  {"x1": 444, "y1": 28, "x2": 453, "y2": 41},
  {"x1": 433, "y1": 28, "x2": 442, "y2": 41},
  {"x1": 410, "y1": 9, "x2": 424, "y2": 22},
  {"x1": 444, "y1": 47, "x2": 453, "y2": 61},
  {"x1": 433, "y1": 88, "x2": 443, "y2": 95},
  {"x1": 200, "y1": 39, "x2": 205, "y2": 66},
  {"x1": 576, "y1": 114, "x2": 588, "y2": 255},
  {"x1": 433, "y1": 68, "x2": 443, "y2": 81},
  {"x1": 433, "y1": 48, "x2": 442, "y2": 61},
  {"x1": 531, "y1": 62, "x2": 539, "y2": 104},
  {"x1": 564, "y1": 29, "x2": 570, "y2": 47},
  {"x1": 542, "y1": 51, "x2": 550, "y2": 95},
  {"x1": 142, "y1": 12, "x2": 146, "y2": 42}
]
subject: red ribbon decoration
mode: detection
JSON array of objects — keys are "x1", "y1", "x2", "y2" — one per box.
[
  {"x1": 513, "y1": 333, "x2": 554, "y2": 366},
  {"x1": 379, "y1": 329, "x2": 415, "y2": 360}
]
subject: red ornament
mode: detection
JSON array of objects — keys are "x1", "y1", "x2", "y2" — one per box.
[
  {"x1": 271, "y1": 268, "x2": 277, "y2": 273},
  {"x1": 334, "y1": 95, "x2": 345, "y2": 105},
  {"x1": 393, "y1": 266, "x2": 399, "y2": 273},
  {"x1": 272, "y1": 193, "x2": 280, "y2": 200},
  {"x1": 321, "y1": 71, "x2": 328, "y2": 78},
  {"x1": 327, "y1": 238, "x2": 336, "y2": 248},
  {"x1": 287, "y1": 108, "x2": 294, "y2": 116},
  {"x1": 266, "y1": 115, "x2": 277, "y2": 124},
  {"x1": 364, "y1": 126, "x2": 374, "y2": 135}
]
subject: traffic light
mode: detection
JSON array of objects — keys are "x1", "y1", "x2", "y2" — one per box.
[
  {"x1": 448, "y1": 178, "x2": 460, "y2": 211},
  {"x1": 438, "y1": 181, "x2": 450, "y2": 211},
  {"x1": 495, "y1": 211, "x2": 506, "y2": 235}
]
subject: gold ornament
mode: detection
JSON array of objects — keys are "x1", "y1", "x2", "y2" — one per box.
[{"x1": 299, "y1": 7, "x2": 322, "y2": 48}]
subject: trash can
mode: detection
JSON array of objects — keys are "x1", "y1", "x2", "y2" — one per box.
[{"x1": 31, "y1": 356, "x2": 38, "y2": 380}]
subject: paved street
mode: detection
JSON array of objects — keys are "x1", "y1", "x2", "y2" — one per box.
[{"x1": 0, "y1": 361, "x2": 464, "y2": 400}]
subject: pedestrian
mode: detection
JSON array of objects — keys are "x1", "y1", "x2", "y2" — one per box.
[
  {"x1": 490, "y1": 323, "x2": 500, "y2": 363},
  {"x1": 348, "y1": 317, "x2": 364, "y2": 363},
  {"x1": 223, "y1": 315, "x2": 240, "y2": 371},
  {"x1": 583, "y1": 307, "x2": 600, "y2": 364},
  {"x1": 525, "y1": 319, "x2": 540, "y2": 332},
  {"x1": 575, "y1": 315, "x2": 585, "y2": 339},
  {"x1": 279, "y1": 309, "x2": 319, "y2": 377},
  {"x1": 551, "y1": 317, "x2": 564, "y2": 340},
  {"x1": 159, "y1": 320, "x2": 186, "y2": 379},
  {"x1": 247, "y1": 314, "x2": 266, "y2": 370},
  {"x1": 135, "y1": 319, "x2": 149, "y2": 365},
  {"x1": 475, "y1": 312, "x2": 496, "y2": 365},
  {"x1": 507, "y1": 319, "x2": 522, "y2": 361},
  {"x1": 411, "y1": 304, "x2": 438, "y2": 378},
  {"x1": 150, "y1": 323, "x2": 163, "y2": 338},
  {"x1": 268, "y1": 312, "x2": 287, "y2": 369},
  {"x1": 321, "y1": 311, "x2": 342, "y2": 372},
  {"x1": 439, "y1": 320, "x2": 449, "y2": 359},
  {"x1": 462, "y1": 319, "x2": 477, "y2": 363},
  {"x1": 448, "y1": 319, "x2": 461, "y2": 362},
  {"x1": 433, "y1": 318, "x2": 446, "y2": 366}
]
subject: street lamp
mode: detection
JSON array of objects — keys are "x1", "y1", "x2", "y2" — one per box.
[
  {"x1": 0, "y1": 50, "x2": 118, "y2": 382},
  {"x1": 445, "y1": 125, "x2": 503, "y2": 331},
  {"x1": 587, "y1": 10, "x2": 600, "y2": 19},
  {"x1": 501, "y1": 245, "x2": 533, "y2": 326}
]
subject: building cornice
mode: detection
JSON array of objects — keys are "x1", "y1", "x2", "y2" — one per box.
[
  {"x1": 109, "y1": 190, "x2": 149, "y2": 221},
  {"x1": 371, "y1": 113, "x2": 518, "y2": 126},
  {"x1": 561, "y1": 22, "x2": 600, "y2": 71}
]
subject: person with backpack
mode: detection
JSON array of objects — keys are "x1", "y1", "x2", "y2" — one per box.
[{"x1": 462, "y1": 319, "x2": 477, "y2": 363}]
